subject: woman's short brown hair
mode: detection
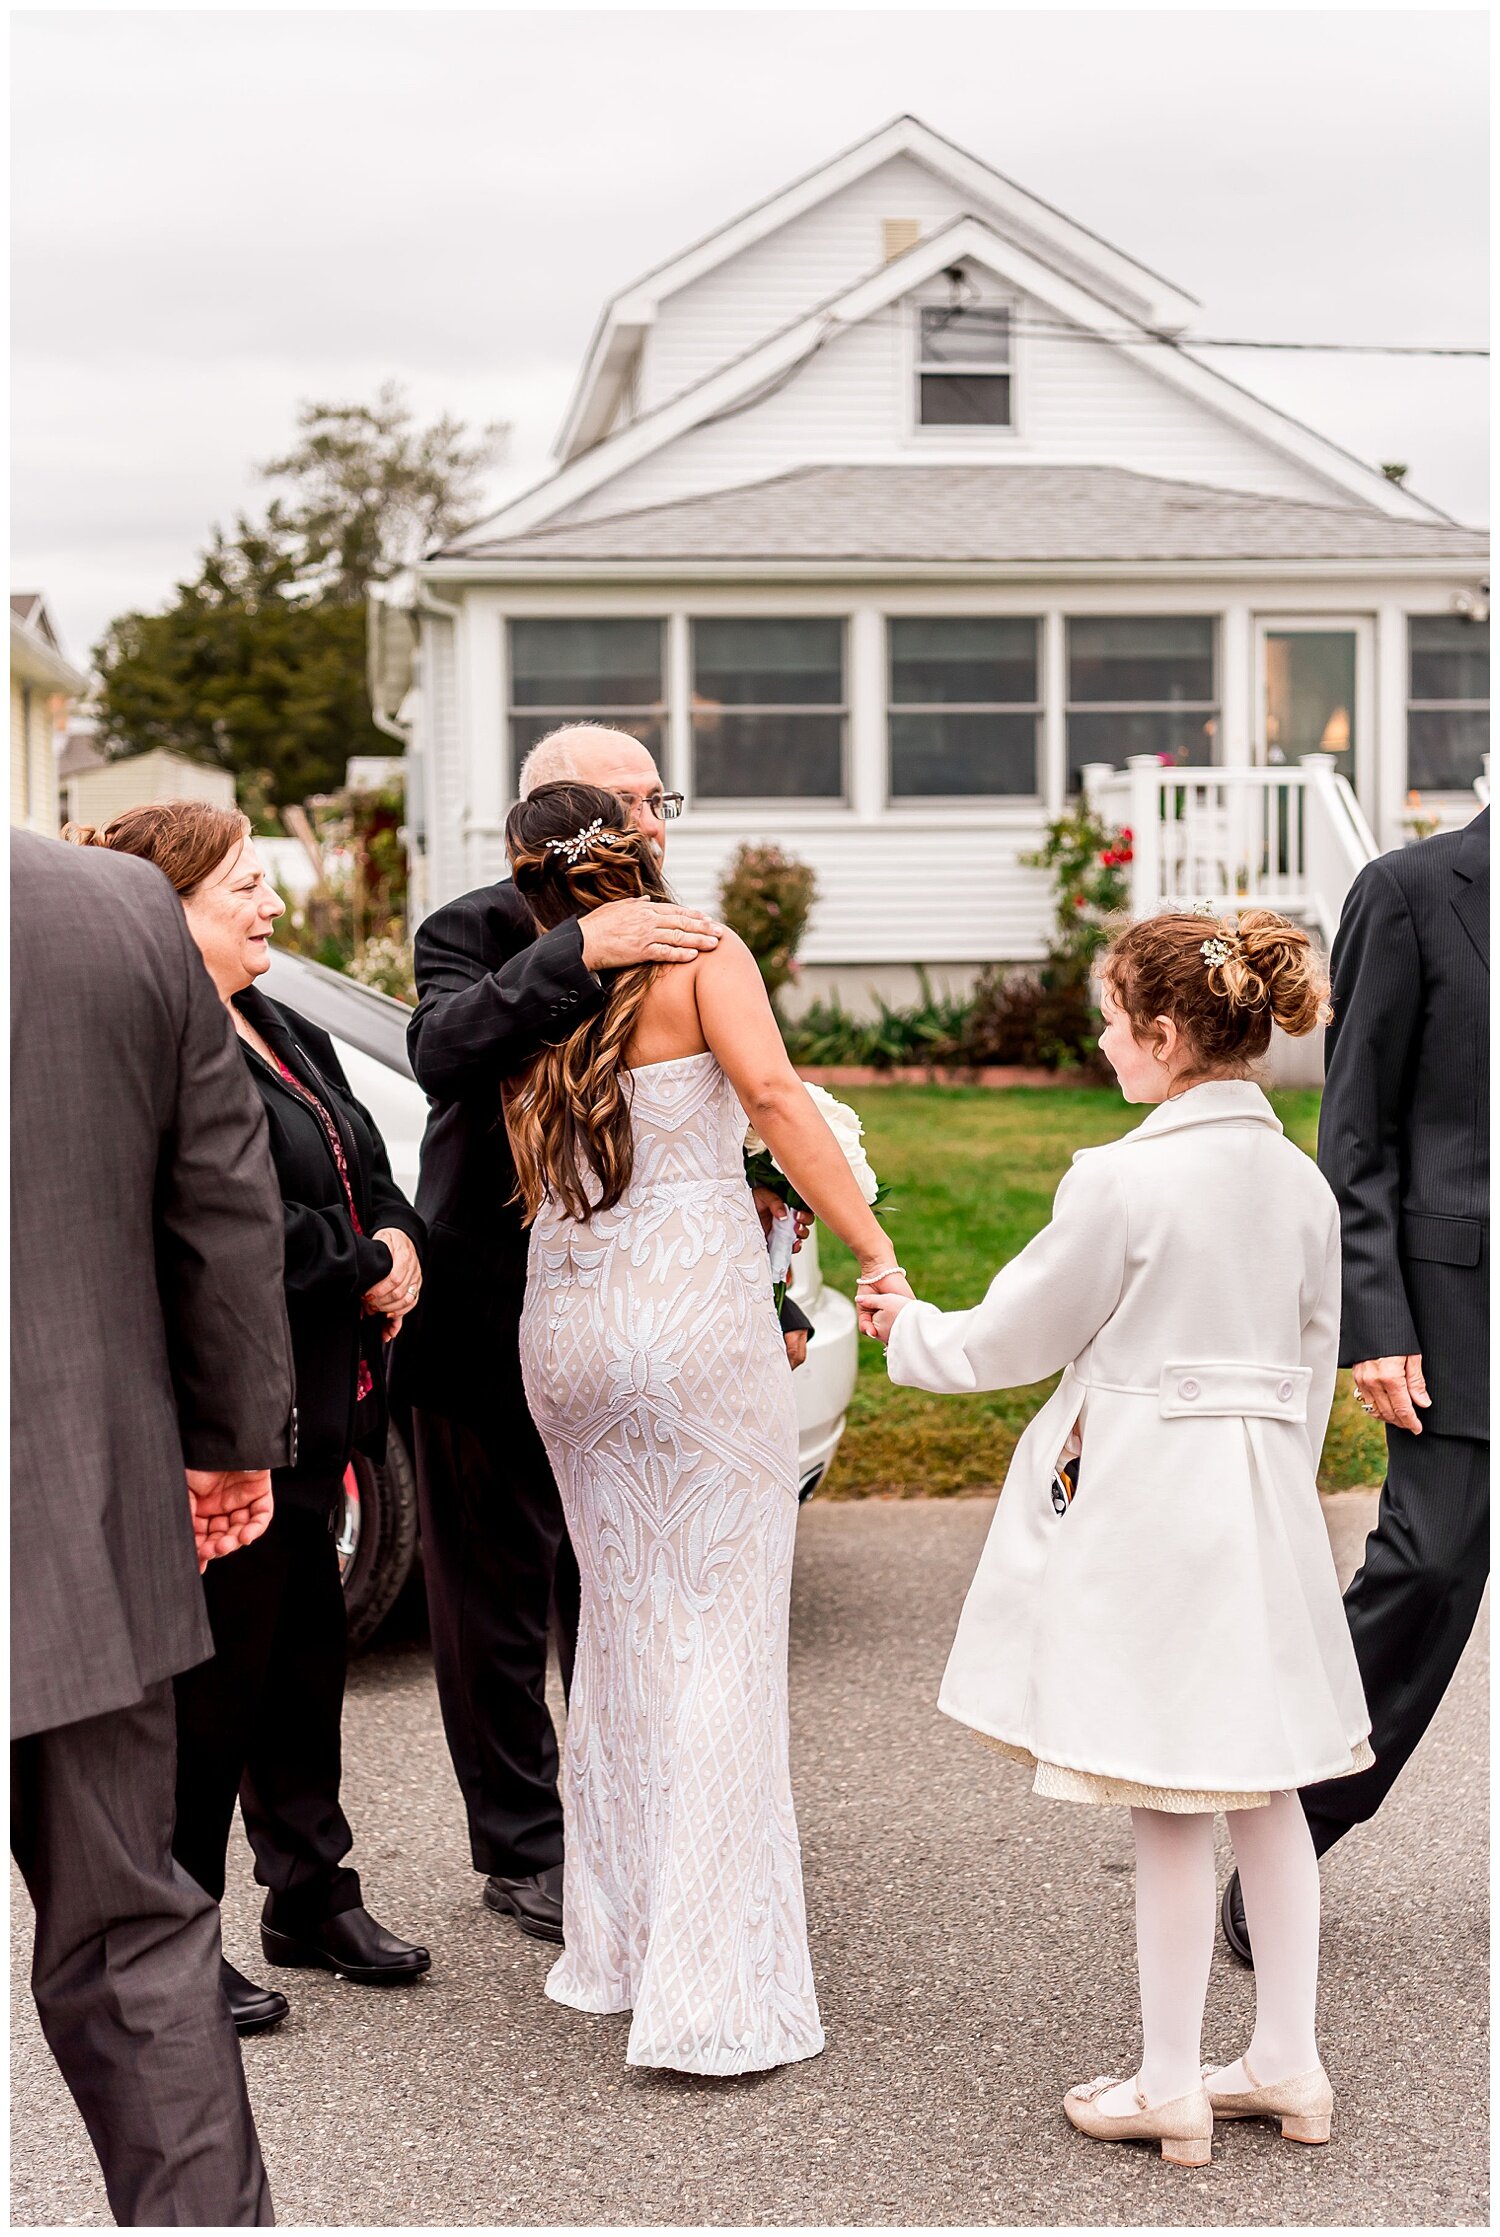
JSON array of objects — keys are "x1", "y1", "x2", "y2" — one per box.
[
  {"x1": 62, "y1": 800, "x2": 250, "y2": 897},
  {"x1": 1102, "y1": 908, "x2": 1329, "y2": 1075}
]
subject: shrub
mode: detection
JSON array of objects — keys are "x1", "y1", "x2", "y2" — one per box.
[
  {"x1": 782, "y1": 975, "x2": 970, "y2": 1069},
  {"x1": 1016, "y1": 801, "x2": 1134, "y2": 1070},
  {"x1": 718, "y1": 843, "x2": 817, "y2": 1008}
]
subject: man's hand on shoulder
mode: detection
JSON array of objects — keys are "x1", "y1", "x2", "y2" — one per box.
[{"x1": 579, "y1": 900, "x2": 726, "y2": 972}]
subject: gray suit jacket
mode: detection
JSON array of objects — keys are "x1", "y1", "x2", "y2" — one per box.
[{"x1": 11, "y1": 832, "x2": 297, "y2": 1738}]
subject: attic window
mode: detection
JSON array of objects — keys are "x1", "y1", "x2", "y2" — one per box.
[{"x1": 917, "y1": 302, "x2": 1011, "y2": 427}]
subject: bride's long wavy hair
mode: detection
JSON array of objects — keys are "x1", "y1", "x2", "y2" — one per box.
[{"x1": 504, "y1": 781, "x2": 674, "y2": 1223}]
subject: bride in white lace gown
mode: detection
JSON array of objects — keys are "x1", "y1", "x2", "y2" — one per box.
[{"x1": 503, "y1": 782, "x2": 902, "y2": 2076}]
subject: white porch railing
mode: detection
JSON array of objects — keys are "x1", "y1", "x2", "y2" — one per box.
[{"x1": 1080, "y1": 752, "x2": 1379, "y2": 948}]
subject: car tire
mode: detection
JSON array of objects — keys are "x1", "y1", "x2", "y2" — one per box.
[{"x1": 337, "y1": 1429, "x2": 420, "y2": 1653}]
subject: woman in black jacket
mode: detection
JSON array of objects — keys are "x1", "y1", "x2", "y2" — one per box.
[{"x1": 66, "y1": 802, "x2": 430, "y2": 2035}]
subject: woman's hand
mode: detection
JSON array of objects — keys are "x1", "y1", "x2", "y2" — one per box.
[
  {"x1": 363, "y1": 1227, "x2": 421, "y2": 1320},
  {"x1": 857, "y1": 1264, "x2": 914, "y2": 1341},
  {"x1": 751, "y1": 1186, "x2": 812, "y2": 1252}
]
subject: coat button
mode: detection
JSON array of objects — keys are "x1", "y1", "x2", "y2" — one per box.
[
  {"x1": 1179, "y1": 1377, "x2": 1200, "y2": 1400},
  {"x1": 1277, "y1": 1379, "x2": 1295, "y2": 1402}
]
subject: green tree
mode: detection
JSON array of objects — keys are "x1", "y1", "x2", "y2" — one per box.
[
  {"x1": 93, "y1": 385, "x2": 507, "y2": 811},
  {"x1": 259, "y1": 381, "x2": 508, "y2": 603},
  {"x1": 94, "y1": 512, "x2": 385, "y2": 809}
]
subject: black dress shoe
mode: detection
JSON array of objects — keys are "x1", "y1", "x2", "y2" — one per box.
[
  {"x1": 484, "y1": 1865, "x2": 564, "y2": 1944},
  {"x1": 221, "y1": 1957, "x2": 289, "y2": 2035},
  {"x1": 1221, "y1": 1870, "x2": 1254, "y2": 1968},
  {"x1": 260, "y1": 1903, "x2": 431, "y2": 1984}
]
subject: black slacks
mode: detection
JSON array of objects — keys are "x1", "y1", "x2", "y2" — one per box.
[
  {"x1": 173, "y1": 1489, "x2": 360, "y2": 1931},
  {"x1": 1304, "y1": 1427, "x2": 1489, "y2": 1853},
  {"x1": 412, "y1": 1402, "x2": 579, "y2": 1878},
  {"x1": 12, "y1": 1681, "x2": 273, "y2": 2227}
]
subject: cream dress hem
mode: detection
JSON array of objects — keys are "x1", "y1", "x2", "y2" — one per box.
[{"x1": 975, "y1": 1731, "x2": 1376, "y2": 1813}]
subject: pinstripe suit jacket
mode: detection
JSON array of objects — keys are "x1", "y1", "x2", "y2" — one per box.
[
  {"x1": 11, "y1": 833, "x2": 296, "y2": 1738},
  {"x1": 1316, "y1": 808, "x2": 1488, "y2": 1439}
]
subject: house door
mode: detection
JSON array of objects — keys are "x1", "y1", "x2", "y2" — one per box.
[{"x1": 1254, "y1": 616, "x2": 1375, "y2": 815}]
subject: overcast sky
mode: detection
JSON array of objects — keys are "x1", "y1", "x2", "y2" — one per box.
[{"x1": 12, "y1": 7, "x2": 1489, "y2": 665}]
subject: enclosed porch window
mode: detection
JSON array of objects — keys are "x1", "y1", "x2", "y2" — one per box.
[
  {"x1": 887, "y1": 617, "x2": 1040, "y2": 795},
  {"x1": 691, "y1": 618, "x2": 845, "y2": 799},
  {"x1": 1066, "y1": 616, "x2": 1218, "y2": 786},
  {"x1": 508, "y1": 618, "x2": 666, "y2": 769},
  {"x1": 1407, "y1": 616, "x2": 1489, "y2": 792}
]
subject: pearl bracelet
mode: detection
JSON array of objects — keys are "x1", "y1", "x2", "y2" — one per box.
[{"x1": 855, "y1": 1264, "x2": 907, "y2": 1287}]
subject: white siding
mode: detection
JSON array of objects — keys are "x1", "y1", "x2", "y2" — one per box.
[
  {"x1": 637, "y1": 155, "x2": 969, "y2": 413},
  {"x1": 419, "y1": 612, "x2": 464, "y2": 908},
  {"x1": 568, "y1": 286, "x2": 1359, "y2": 526},
  {"x1": 663, "y1": 818, "x2": 1052, "y2": 964}
]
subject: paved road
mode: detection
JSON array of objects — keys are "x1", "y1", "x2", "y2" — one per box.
[{"x1": 11, "y1": 1493, "x2": 1487, "y2": 2227}]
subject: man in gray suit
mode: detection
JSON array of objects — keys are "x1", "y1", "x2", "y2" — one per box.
[{"x1": 11, "y1": 830, "x2": 298, "y2": 2226}]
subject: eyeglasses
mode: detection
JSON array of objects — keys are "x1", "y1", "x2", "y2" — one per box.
[{"x1": 619, "y1": 790, "x2": 685, "y2": 822}]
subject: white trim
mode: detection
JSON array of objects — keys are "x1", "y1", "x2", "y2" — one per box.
[
  {"x1": 553, "y1": 115, "x2": 1200, "y2": 462},
  {"x1": 458, "y1": 212, "x2": 1451, "y2": 551},
  {"x1": 424, "y1": 556, "x2": 1486, "y2": 589}
]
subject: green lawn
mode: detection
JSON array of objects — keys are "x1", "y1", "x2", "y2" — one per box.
[{"x1": 815, "y1": 1085, "x2": 1385, "y2": 1498}]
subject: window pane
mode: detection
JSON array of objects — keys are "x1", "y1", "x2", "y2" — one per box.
[
  {"x1": 919, "y1": 374, "x2": 1011, "y2": 427},
  {"x1": 890, "y1": 712, "x2": 1038, "y2": 796},
  {"x1": 510, "y1": 714, "x2": 664, "y2": 768},
  {"x1": 889, "y1": 617, "x2": 1037, "y2": 704},
  {"x1": 510, "y1": 618, "x2": 663, "y2": 707},
  {"x1": 1409, "y1": 616, "x2": 1490, "y2": 702},
  {"x1": 1067, "y1": 710, "x2": 1219, "y2": 785},
  {"x1": 693, "y1": 618, "x2": 843, "y2": 707},
  {"x1": 693, "y1": 713, "x2": 843, "y2": 798},
  {"x1": 1265, "y1": 631, "x2": 1356, "y2": 781},
  {"x1": 1408, "y1": 709, "x2": 1489, "y2": 792},
  {"x1": 1068, "y1": 617, "x2": 1215, "y2": 703},
  {"x1": 919, "y1": 305, "x2": 1010, "y2": 366}
]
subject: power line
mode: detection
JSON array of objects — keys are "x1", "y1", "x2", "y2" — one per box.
[{"x1": 874, "y1": 306, "x2": 1487, "y2": 357}]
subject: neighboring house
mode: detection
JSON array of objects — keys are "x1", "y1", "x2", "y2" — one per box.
[
  {"x1": 11, "y1": 593, "x2": 88, "y2": 835},
  {"x1": 62, "y1": 745, "x2": 236, "y2": 830},
  {"x1": 373, "y1": 115, "x2": 1489, "y2": 1000}
]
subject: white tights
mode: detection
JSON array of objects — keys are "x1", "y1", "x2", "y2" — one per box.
[{"x1": 1127, "y1": 1792, "x2": 1321, "y2": 2108}]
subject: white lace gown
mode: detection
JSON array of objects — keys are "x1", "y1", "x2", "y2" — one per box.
[{"x1": 518, "y1": 1051, "x2": 824, "y2": 2076}]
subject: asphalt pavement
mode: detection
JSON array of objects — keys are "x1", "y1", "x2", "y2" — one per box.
[{"x1": 10, "y1": 1491, "x2": 1488, "y2": 2228}]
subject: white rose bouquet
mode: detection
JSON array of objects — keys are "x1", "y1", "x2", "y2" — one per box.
[{"x1": 744, "y1": 1083, "x2": 888, "y2": 1311}]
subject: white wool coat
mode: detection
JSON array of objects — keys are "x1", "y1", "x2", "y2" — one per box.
[{"x1": 888, "y1": 1080, "x2": 1372, "y2": 1796}]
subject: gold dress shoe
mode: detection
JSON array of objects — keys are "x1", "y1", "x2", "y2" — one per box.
[
  {"x1": 1063, "y1": 2074, "x2": 1214, "y2": 2166},
  {"x1": 1203, "y1": 2058, "x2": 1333, "y2": 2145}
]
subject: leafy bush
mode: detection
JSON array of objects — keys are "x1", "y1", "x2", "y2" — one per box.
[
  {"x1": 782, "y1": 977, "x2": 971, "y2": 1069},
  {"x1": 718, "y1": 844, "x2": 817, "y2": 1008}
]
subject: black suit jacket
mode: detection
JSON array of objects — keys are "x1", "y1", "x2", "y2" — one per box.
[
  {"x1": 399, "y1": 878, "x2": 810, "y2": 1427},
  {"x1": 1316, "y1": 808, "x2": 1489, "y2": 1439},
  {"x1": 10, "y1": 833, "x2": 296, "y2": 1739},
  {"x1": 232, "y1": 987, "x2": 426, "y2": 1482}
]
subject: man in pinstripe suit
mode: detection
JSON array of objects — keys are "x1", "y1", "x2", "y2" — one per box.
[{"x1": 1223, "y1": 806, "x2": 1489, "y2": 1964}]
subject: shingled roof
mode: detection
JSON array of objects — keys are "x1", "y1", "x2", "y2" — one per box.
[{"x1": 444, "y1": 464, "x2": 1488, "y2": 567}]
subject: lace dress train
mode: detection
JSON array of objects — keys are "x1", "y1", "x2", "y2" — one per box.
[{"x1": 518, "y1": 1051, "x2": 824, "y2": 2075}]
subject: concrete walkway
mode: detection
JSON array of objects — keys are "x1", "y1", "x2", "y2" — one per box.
[{"x1": 11, "y1": 1493, "x2": 1488, "y2": 2226}]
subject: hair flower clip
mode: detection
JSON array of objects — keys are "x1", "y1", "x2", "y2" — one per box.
[
  {"x1": 546, "y1": 818, "x2": 619, "y2": 865},
  {"x1": 1200, "y1": 935, "x2": 1233, "y2": 970}
]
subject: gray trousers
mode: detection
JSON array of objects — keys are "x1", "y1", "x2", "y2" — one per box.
[{"x1": 12, "y1": 1679, "x2": 273, "y2": 2227}]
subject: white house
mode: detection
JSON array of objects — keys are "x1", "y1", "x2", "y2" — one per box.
[
  {"x1": 11, "y1": 593, "x2": 88, "y2": 836},
  {"x1": 374, "y1": 116, "x2": 1489, "y2": 1004}
]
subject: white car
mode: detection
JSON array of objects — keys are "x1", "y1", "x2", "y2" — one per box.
[{"x1": 262, "y1": 950, "x2": 858, "y2": 1646}]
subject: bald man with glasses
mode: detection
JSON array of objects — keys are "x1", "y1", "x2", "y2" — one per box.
[{"x1": 400, "y1": 725, "x2": 812, "y2": 1944}]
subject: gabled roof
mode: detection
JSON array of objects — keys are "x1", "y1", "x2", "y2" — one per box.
[
  {"x1": 10, "y1": 592, "x2": 89, "y2": 695},
  {"x1": 555, "y1": 115, "x2": 1202, "y2": 462},
  {"x1": 441, "y1": 212, "x2": 1450, "y2": 557},
  {"x1": 441, "y1": 463, "x2": 1489, "y2": 570}
]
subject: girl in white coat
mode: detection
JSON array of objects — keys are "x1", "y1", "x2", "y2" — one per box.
[{"x1": 865, "y1": 911, "x2": 1371, "y2": 2166}]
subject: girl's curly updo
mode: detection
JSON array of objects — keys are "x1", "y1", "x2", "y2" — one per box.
[{"x1": 1102, "y1": 907, "x2": 1330, "y2": 1076}]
